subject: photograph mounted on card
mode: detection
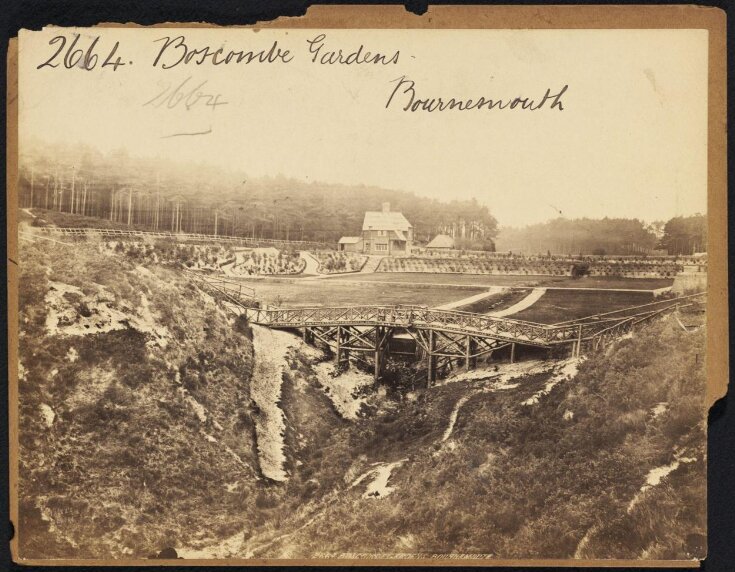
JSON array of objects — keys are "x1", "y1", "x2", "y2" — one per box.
[{"x1": 7, "y1": 5, "x2": 727, "y2": 567}]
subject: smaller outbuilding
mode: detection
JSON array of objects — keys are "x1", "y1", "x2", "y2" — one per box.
[
  {"x1": 338, "y1": 236, "x2": 363, "y2": 252},
  {"x1": 426, "y1": 234, "x2": 455, "y2": 250}
]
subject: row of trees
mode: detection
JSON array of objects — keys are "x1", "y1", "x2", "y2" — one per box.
[
  {"x1": 658, "y1": 215, "x2": 707, "y2": 255},
  {"x1": 18, "y1": 141, "x2": 705, "y2": 254},
  {"x1": 495, "y1": 215, "x2": 706, "y2": 256},
  {"x1": 18, "y1": 140, "x2": 498, "y2": 245}
]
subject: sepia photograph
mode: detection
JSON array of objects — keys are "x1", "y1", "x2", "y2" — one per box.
[{"x1": 8, "y1": 7, "x2": 727, "y2": 565}]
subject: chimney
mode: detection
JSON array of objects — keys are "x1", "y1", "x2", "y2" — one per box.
[{"x1": 382, "y1": 202, "x2": 391, "y2": 213}]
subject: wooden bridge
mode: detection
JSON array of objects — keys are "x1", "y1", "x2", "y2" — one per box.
[
  {"x1": 181, "y1": 269, "x2": 704, "y2": 384},
  {"x1": 239, "y1": 293, "x2": 705, "y2": 385}
]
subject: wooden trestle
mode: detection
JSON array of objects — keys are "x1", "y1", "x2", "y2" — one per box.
[{"x1": 300, "y1": 323, "x2": 517, "y2": 385}]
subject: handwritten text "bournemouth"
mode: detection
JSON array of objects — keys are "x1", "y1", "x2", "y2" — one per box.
[{"x1": 386, "y1": 76, "x2": 568, "y2": 112}]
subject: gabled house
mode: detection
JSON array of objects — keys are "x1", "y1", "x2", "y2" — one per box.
[{"x1": 362, "y1": 203, "x2": 413, "y2": 255}]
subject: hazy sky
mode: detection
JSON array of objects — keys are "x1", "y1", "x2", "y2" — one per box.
[{"x1": 19, "y1": 27, "x2": 708, "y2": 226}]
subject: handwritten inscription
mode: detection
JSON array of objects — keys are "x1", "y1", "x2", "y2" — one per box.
[
  {"x1": 306, "y1": 34, "x2": 400, "y2": 65},
  {"x1": 35, "y1": 32, "x2": 570, "y2": 115},
  {"x1": 143, "y1": 76, "x2": 228, "y2": 111},
  {"x1": 386, "y1": 76, "x2": 568, "y2": 112},
  {"x1": 37, "y1": 34, "x2": 127, "y2": 71},
  {"x1": 152, "y1": 36, "x2": 294, "y2": 69}
]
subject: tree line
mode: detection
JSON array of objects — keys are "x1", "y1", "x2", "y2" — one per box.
[
  {"x1": 19, "y1": 140, "x2": 705, "y2": 255},
  {"x1": 495, "y1": 215, "x2": 706, "y2": 256},
  {"x1": 18, "y1": 140, "x2": 498, "y2": 245}
]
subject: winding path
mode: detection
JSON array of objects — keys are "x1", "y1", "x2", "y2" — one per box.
[
  {"x1": 487, "y1": 287, "x2": 546, "y2": 317},
  {"x1": 434, "y1": 286, "x2": 505, "y2": 311},
  {"x1": 299, "y1": 251, "x2": 321, "y2": 275}
]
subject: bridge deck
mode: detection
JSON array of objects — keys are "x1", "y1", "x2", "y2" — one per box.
[{"x1": 244, "y1": 293, "x2": 704, "y2": 349}]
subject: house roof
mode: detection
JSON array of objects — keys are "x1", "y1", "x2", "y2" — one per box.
[
  {"x1": 393, "y1": 230, "x2": 407, "y2": 241},
  {"x1": 338, "y1": 236, "x2": 362, "y2": 244},
  {"x1": 426, "y1": 234, "x2": 455, "y2": 248},
  {"x1": 362, "y1": 211, "x2": 412, "y2": 232}
]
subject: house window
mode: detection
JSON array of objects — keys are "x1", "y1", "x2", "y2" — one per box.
[{"x1": 375, "y1": 244, "x2": 388, "y2": 251}]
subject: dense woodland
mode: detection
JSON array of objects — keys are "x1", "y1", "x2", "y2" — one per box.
[
  {"x1": 19, "y1": 141, "x2": 497, "y2": 245},
  {"x1": 657, "y1": 216, "x2": 708, "y2": 256},
  {"x1": 20, "y1": 140, "x2": 706, "y2": 255},
  {"x1": 495, "y1": 215, "x2": 707, "y2": 256}
]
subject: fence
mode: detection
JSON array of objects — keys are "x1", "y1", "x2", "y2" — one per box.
[
  {"x1": 245, "y1": 293, "x2": 705, "y2": 352},
  {"x1": 37, "y1": 226, "x2": 334, "y2": 251},
  {"x1": 183, "y1": 268, "x2": 257, "y2": 309}
]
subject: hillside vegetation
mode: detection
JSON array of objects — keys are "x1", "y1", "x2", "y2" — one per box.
[
  {"x1": 259, "y1": 315, "x2": 706, "y2": 560},
  {"x1": 18, "y1": 239, "x2": 262, "y2": 558},
  {"x1": 18, "y1": 235, "x2": 705, "y2": 561}
]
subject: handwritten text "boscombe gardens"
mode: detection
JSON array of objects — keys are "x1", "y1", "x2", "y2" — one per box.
[
  {"x1": 151, "y1": 34, "x2": 399, "y2": 68},
  {"x1": 36, "y1": 32, "x2": 568, "y2": 113}
]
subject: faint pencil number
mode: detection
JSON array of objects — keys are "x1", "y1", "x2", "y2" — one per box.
[{"x1": 37, "y1": 34, "x2": 127, "y2": 71}]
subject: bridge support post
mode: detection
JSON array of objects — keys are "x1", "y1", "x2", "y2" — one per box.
[
  {"x1": 465, "y1": 335, "x2": 473, "y2": 371},
  {"x1": 575, "y1": 324, "x2": 583, "y2": 358},
  {"x1": 374, "y1": 326, "x2": 383, "y2": 383},
  {"x1": 427, "y1": 329, "x2": 435, "y2": 387},
  {"x1": 335, "y1": 326, "x2": 343, "y2": 368},
  {"x1": 510, "y1": 343, "x2": 516, "y2": 363}
]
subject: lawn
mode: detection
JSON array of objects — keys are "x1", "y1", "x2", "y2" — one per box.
[
  {"x1": 455, "y1": 288, "x2": 530, "y2": 314},
  {"x1": 537, "y1": 276, "x2": 673, "y2": 290},
  {"x1": 234, "y1": 277, "x2": 486, "y2": 308},
  {"x1": 325, "y1": 272, "x2": 673, "y2": 290},
  {"x1": 324, "y1": 273, "x2": 542, "y2": 287},
  {"x1": 232, "y1": 276, "x2": 664, "y2": 317},
  {"x1": 512, "y1": 289, "x2": 655, "y2": 324}
]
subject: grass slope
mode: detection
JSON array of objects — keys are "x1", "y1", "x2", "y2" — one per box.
[
  {"x1": 18, "y1": 240, "x2": 260, "y2": 559},
  {"x1": 250, "y1": 315, "x2": 706, "y2": 560}
]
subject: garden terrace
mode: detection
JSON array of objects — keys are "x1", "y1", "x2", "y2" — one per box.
[
  {"x1": 587, "y1": 261, "x2": 683, "y2": 278},
  {"x1": 98, "y1": 240, "x2": 305, "y2": 276},
  {"x1": 310, "y1": 251, "x2": 368, "y2": 274},
  {"x1": 378, "y1": 257, "x2": 574, "y2": 276},
  {"x1": 378, "y1": 256, "x2": 690, "y2": 278}
]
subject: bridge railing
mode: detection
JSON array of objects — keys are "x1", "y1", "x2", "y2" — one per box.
[
  {"x1": 245, "y1": 304, "x2": 583, "y2": 346},
  {"x1": 184, "y1": 268, "x2": 257, "y2": 309},
  {"x1": 245, "y1": 293, "x2": 701, "y2": 348}
]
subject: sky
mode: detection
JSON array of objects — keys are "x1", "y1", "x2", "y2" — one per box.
[{"x1": 19, "y1": 27, "x2": 708, "y2": 227}]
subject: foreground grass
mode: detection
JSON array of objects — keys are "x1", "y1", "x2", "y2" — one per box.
[{"x1": 255, "y1": 315, "x2": 706, "y2": 560}]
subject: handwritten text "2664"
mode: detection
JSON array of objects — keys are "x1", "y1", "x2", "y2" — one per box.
[{"x1": 37, "y1": 34, "x2": 128, "y2": 71}]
